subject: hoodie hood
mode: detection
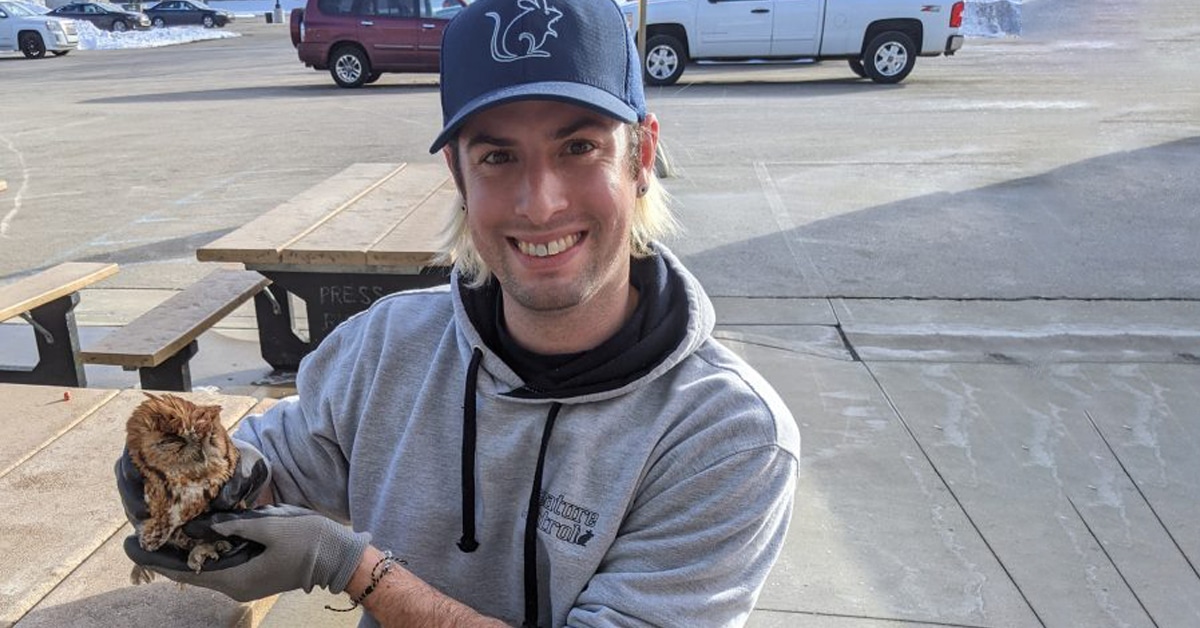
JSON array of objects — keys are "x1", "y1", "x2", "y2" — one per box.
[{"x1": 451, "y1": 243, "x2": 715, "y2": 403}]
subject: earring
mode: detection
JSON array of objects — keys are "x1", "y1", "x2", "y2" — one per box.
[
  {"x1": 637, "y1": 184, "x2": 648, "y2": 197},
  {"x1": 460, "y1": 202, "x2": 466, "y2": 212}
]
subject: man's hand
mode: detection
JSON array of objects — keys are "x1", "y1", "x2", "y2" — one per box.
[
  {"x1": 123, "y1": 505, "x2": 371, "y2": 602},
  {"x1": 114, "y1": 438, "x2": 273, "y2": 532}
]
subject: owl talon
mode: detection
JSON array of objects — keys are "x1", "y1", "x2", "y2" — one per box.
[
  {"x1": 130, "y1": 565, "x2": 155, "y2": 585},
  {"x1": 187, "y1": 541, "x2": 225, "y2": 573}
]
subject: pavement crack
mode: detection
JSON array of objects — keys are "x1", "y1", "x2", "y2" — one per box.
[
  {"x1": 861, "y1": 361, "x2": 1048, "y2": 627},
  {"x1": 1084, "y1": 410, "x2": 1200, "y2": 584},
  {"x1": 1064, "y1": 492, "x2": 1160, "y2": 627}
]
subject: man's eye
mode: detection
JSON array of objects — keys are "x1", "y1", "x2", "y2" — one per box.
[
  {"x1": 567, "y1": 141, "x2": 595, "y2": 155},
  {"x1": 481, "y1": 151, "x2": 511, "y2": 165}
]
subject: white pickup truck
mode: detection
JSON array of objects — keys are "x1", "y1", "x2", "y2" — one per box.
[
  {"x1": 620, "y1": 0, "x2": 965, "y2": 85},
  {"x1": 0, "y1": 0, "x2": 78, "y2": 58}
]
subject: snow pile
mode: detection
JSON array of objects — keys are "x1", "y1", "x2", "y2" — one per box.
[
  {"x1": 74, "y1": 20, "x2": 240, "y2": 50},
  {"x1": 963, "y1": 0, "x2": 1021, "y2": 38}
]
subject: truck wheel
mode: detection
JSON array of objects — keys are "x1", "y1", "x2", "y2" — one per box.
[
  {"x1": 644, "y1": 34, "x2": 685, "y2": 86},
  {"x1": 863, "y1": 31, "x2": 916, "y2": 84},
  {"x1": 330, "y1": 45, "x2": 371, "y2": 88},
  {"x1": 848, "y1": 58, "x2": 866, "y2": 78},
  {"x1": 19, "y1": 32, "x2": 46, "y2": 59}
]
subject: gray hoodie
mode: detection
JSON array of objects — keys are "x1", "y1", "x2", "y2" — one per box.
[{"x1": 235, "y1": 246, "x2": 799, "y2": 627}]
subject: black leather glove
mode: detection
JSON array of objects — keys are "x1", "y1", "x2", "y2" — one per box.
[
  {"x1": 115, "y1": 437, "x2": 273, "y2": 532},
  {"x1": 124, "y1": 505, "x2": 371, "y2": 601}
]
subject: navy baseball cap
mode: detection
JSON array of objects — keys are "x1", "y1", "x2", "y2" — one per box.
[{"x1": 428, "y1": 0, "x2": 646, "y2": 153}]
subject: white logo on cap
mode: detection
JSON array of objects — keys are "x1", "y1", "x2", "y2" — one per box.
[{"x1": 487, "y1": 0, "x2": 563, "y2": 63}]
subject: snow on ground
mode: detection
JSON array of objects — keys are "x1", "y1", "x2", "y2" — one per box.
[
  {"x1": 74, "y1": 0, "x2": 1021, "y2": 51},
  {"x1": 963, "y1": 0, "x2": 1022, "y2": 38},
  {"x1": 76, "y1": 21, "x2": 239, "y2": 50}
]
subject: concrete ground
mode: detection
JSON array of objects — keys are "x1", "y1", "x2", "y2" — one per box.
[{"x1": 5, "y1": 291, "x2": 1200, "y2": 626}]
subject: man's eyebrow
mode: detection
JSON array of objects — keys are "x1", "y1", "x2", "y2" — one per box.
[
  {"x1": 553, "y1": 116, "x2": 611, "y2": 140},
  {"x1": 463, "y1": 132, "x2": 513, "y2": 149},
  {"x1": 463, "y1": 115, "x2": 612, "y2": 149}
]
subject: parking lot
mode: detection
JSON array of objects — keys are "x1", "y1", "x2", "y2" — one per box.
[
  {"x1": 4, "y1": 2, "x2": 1200, "y2": 626},
  {"x1": 0, "y1": 0, "x2": 1197, "y2": 300}
]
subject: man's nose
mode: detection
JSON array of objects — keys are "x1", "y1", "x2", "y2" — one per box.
[{"x1": 515, "y1": 164, "x2": 569, "y2": 225}]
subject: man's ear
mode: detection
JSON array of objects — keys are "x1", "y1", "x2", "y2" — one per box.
[
  {"x1": 637, "y1": 114, "x2": 660, "y2": 185},
  {"x1": 442, "y1": 144, "x2": 467, "y2": 199}
]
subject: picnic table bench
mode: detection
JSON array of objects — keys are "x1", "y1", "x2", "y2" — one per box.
[
  {"x1": 198, "y1": 162, "x2": 454, "y2": 371},
  {"x1": 0, "y1": 383, "x2": 279, "y2": 627},
  {"x1": 80, "y1": 269, "x2": 270, "y2": 392},
  {"x1": 0, "y1": 262, "x2": 118, "y2": 387}
]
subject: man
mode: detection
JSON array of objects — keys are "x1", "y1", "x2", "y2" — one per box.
[{"x1": 119, "y1": 0, "x2": 799, "y2": 625}]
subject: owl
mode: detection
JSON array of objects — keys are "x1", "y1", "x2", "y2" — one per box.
[{"x1": 125, "y1": 393, "x2": 240, "y2": 584}]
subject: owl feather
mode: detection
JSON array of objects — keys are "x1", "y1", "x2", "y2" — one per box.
[{"x1": 125, "y1": 393, "x2": 240, "y2": 584}]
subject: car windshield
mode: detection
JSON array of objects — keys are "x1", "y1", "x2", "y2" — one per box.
[
  {"x1": 96, "y1": 2, "x2": 126, "y2": 11},
  {"x1": 0, "y1": 1, "x2": 37, "y2": 16}
]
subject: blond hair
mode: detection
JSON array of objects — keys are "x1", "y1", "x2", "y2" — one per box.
[{"x1": 437, "y1": 123, "x2": 679, "y2": 288}]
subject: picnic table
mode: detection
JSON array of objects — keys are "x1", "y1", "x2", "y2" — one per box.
[
  {"x1": 0, "y1": 383, "x2": 278, "y2": 627},
  {"x1": 0, "y1": 262, "x2": 118, "y2": 387},
  {"x1": 197, "y1": 163, "x2": 455, "y2": 371}
]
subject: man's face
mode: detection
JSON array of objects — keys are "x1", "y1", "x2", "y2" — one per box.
[{"x1": 447, "y1": 100, "x2": 653, "y2": 319}]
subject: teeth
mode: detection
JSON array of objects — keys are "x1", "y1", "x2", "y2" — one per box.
[{"x1": 518, "y1": 233, "x2": 579, "y2": 258}]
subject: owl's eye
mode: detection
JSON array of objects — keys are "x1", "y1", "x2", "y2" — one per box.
[{"x1": 159, "y1": 435, "x2": 187, "y2": 448}]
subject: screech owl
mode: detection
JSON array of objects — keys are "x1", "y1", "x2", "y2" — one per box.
[{"x1": 125, "y1": 393, "x2": 240, "y2": 584}]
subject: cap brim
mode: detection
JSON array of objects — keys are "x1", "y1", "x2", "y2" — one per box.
[{"x1": 428, "y1": 81, "x2": 641, "y2": 154}]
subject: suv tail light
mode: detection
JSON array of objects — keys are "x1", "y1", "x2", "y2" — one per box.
[{"x1": 950, "y1": 1, "x2": 964, "y2": 28}]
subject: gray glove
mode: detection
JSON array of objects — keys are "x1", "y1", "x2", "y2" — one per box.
[{"x1": 124, "y1": 504, "x2": 371, "y2": 602}]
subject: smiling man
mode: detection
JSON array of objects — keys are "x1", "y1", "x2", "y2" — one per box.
[{"x1": 119, "y1": 0, "x2": 799, "y2": 626}]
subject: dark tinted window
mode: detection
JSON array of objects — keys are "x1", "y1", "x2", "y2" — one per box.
[
  {"x1": 317, "y1": 0, "x2": 354, "y2": 15},
  {"x1": 368, "y1": 0, "x2": 415, "y2": 17}
]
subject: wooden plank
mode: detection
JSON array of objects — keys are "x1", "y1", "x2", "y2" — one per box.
[
  {"x1": 0, "y1": 388, "x2": 258, "y2": 626},
  {"x1": 18, "y1": 523, "x2": 280, "y2": 628},
  {"x1": 0, "y1": 262, "x2": 119, "y2": 323},
  {"x1": 16, "y1": 393, "x2": 280, "y2": 628},
  {"x1": 0, "y1": 384, "x2": 119, "y2": 479},
  {"x1": 282, "y1": 163, "x2": 449, "y2": 267},
  {"x1": 196, "y1": 163, "x2": 404, "y2": 266},
  {"x1": 80, "y1": 270, "x2": 269, "y2": 368},
  {"x1": 367, "y1": 174, "x2": 457, "y2": 267}
]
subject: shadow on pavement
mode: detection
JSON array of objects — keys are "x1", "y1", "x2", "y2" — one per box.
[{"x1": 681, "y1": 136, "x2": 1200, "y2": 299}]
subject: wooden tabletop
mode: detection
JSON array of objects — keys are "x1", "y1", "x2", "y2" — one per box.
[
  {"x1": 197, "y1": 162, "x2": 456, "y2": 272},
  {"x1": 0, "y1": 384, "x2": 278, "y2": 627},
  {"x1": 0, "y1": 262, "x2": 118, "y2": 323}
]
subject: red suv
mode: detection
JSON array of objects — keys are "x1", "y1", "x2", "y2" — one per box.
[{"x1": 290, "y1": 0, "x2": 467, "y2": 88}]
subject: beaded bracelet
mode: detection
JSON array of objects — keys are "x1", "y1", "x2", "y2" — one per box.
[{"x1": 325, "y1": 551, "x2": 407, "y2": 612}]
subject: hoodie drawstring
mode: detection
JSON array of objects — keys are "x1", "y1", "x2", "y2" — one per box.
[
  {"x1": 522, "y1": 402, "x2": 561, "y2": 628},
  {"x1": 458, "y1": 347, "x2": 484, "y2": 553},
  {"x1": 459, "y1": 346, "x2": 560, "y2": 627}
]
